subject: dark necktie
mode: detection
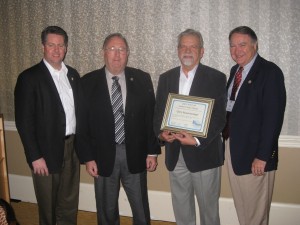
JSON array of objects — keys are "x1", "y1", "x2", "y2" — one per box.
[
  {"x1": 222, "y1": 67, "x2": 244, "y2": 140},
  {"x1": 111, "y1": 76, "x2": 125, "y2": 144},
  {"x1": 230, "y1": 67, "x2": 243, "y2": 100}
]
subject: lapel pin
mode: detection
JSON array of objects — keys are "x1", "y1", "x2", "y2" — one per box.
[
  {"x1": 71, "y1": 77, "x2": 74, "y2": 81},
  {"x1": 130, "y1": 77, "x2": 134, "y2": 81},
  {"x1": 248, "y1": 80, "x2": 252, "y2": 84}
]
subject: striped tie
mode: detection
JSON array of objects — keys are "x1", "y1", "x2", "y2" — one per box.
[
  {"x1": 230, "y1": 67, "x2": 244, "y2": 100},
  {"x1": 222, "y1": 67, "x2": 244, "y2": 140},
  {"x1": 111, "y1": 76, "x2": 125, "y2": 144}
]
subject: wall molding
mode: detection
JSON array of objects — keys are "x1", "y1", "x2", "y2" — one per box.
[
  {"x1": 4, "y1": 121, "x2": 16, "y2": 131},
  {"x1": 9, "y1": 174, "x2": 300, "y2": 225},
  {"x1": 4, "y1": 121, "x2": 300, "y2": 148}
]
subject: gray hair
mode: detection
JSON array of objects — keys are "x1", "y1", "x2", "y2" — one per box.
[
  {"x1": 177, "y1": 29, "x2": 204, "y2": 48},
  {"x1": 102, "y1": 33, "x2": 129, "y2": 51}
]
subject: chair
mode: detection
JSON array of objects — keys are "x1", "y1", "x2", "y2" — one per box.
[{"x1": 0, "y1": 114, "x2": 10, "y2": 203}]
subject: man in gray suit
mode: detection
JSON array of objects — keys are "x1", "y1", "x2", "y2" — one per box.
[
  {"x1": 78, "y1": 33, "x2": 161, "y2": 225},
  {"x1": 154, "y1": 29, "x2": 226, "y2": 225}
]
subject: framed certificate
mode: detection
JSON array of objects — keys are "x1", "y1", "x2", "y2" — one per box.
[{"x1": 160, "y1": 93, "x2": 214, "y2": 138}]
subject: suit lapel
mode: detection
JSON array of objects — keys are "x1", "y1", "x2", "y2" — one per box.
[
  {"x1": 99, "y1": 68, "x2": 113, "y2": 111},
  {"x1": 66, "y1": 67, "x2": 79, "y2": 112},
  {"x1": 66, "y1": 69, "x2": 76, "y2": 90},
  {"x1": 124, "y1": 67, "x2": 134, "y2": 114},
  {"x1": 243, "y1": 55, "x2": 262, "y2": 83},
  {"x1": 170, "y1": 67, "x2": 180, "y2": 94},
  {"x1": 234, "y1": 55, "x2": 262, "y2": 102},
  {"x1": 227, "y1": 65, "x2": 238, "y2": 90},
  {"x1": 39, "y1": 61, "x2": 64, "y2": 108},
  {"x1": 189, "y1": 64, "x2": 202, "y2": 96},
  {"x1": 189, "y1": 64, "x2": 212, "y2": 97}
]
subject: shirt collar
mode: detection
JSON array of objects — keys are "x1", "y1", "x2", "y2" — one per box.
[
  {"x1": 105, "y1": 67, "x2": 125, "y2": 81},
  {"x1": 242, "y1": 53, "x2": 258, "y2": 74},
  {"x1": 43, "y1": 59, "x2": 67, "y2": 75},
  {"x1": 180, "y1": 64, "x2": 198, "y2": 79}
]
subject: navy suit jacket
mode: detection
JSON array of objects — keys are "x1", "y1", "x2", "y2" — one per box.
[
  {"x1": 78, "y1": 66, "x2": 161, "y2": 177},
  {"x1": 228, "y1": 55, "x2": 286, "y2": 175},
  {"x1": 15, "y1": 61, "x2": 81, "y2": 173},
  {"x1": 154, "y1": 64, "x2": 227, "y2": 172}
]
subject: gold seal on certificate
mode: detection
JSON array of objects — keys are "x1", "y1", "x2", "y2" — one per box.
[{"x1": 160, "y1": 93, "x2": 214, "y2": 138}]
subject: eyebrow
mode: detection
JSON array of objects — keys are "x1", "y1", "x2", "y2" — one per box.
[{"x1": 230, "y1": 41, "x2": 247, "y2": 46}]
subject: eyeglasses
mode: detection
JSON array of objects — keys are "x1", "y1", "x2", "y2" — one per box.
[{"x1": 104, "y1": 46, "x2": 128, "y2": 54}]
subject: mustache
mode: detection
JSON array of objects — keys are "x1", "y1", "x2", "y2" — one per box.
[{"x1": 182, "y1": 54, "x2": 193, "y2": 57}]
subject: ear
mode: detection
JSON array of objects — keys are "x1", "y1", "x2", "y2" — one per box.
[
  {"x1": 200, "y1": 47, "x2": 205, "y2": 58},
  {"x1": 254, "y1": 41, "x2": 258, "y2": 52}
]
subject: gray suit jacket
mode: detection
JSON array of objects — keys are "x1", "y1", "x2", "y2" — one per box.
[{"x1": 154, "y1": 64, "x2": 227, "y2": 172}]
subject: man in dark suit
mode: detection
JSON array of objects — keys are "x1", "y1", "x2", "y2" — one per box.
[
  {"x1": 153, "y1": 29, "x2": 226, "y2": 225},
  {"x1": 14, "y1": 26, "x2": 81, "y2": 225},
  {"x1": 223, "y1": 26, "x2": 286, "y2": 225},
  {"x1": 78, "y1": 33, "x2": 161, "y2": 225}
]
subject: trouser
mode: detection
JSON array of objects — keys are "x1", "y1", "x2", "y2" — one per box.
[
  {"x1": 225, "y1": 140, "x2": 275, "y2": 225},
  {"x1": 32, "y1": 135, "x2": 80, "y2": 225},
  {"x1": 170, "y1": 151, "x2": 221, "y2": 225},
  {"x1": 94, "y1": 144, "x2": 150, "y2": 225}
]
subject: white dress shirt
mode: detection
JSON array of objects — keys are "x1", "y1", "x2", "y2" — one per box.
[
  {"x1": 179, "y1": 65, "x2": 200, "y2": 146},
  {"x1": 43, "y1": 59, "x2": 76, "y2": 135}
]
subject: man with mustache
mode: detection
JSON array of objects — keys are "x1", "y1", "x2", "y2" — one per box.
[{"x1": 154, "y1": 29, "x2": 227, "y2": 225}]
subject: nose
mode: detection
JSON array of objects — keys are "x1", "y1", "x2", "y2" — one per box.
[
  {"x1": 231, "y1": 46, "x2": 239, "y2": 56},
  {"x1": 184, "y1": 47, "x2": 192, "y2": 53},
  {"x1": 52, "y1": 45, "x2": 60, "y2": 52}
]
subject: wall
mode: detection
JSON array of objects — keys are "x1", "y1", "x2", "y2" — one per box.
[
  {"x1": 0, "y1": 0, "x2": 300, "y2": 137},
  {"x1": 1, "y1": 0, "x2": 300, "y2": 223},
  {"x1": 4, "y1": 129, "x2": 300, "y2": 204},
  {"x1": 4, "y1": 127, "x2": 300, "y2": 224}
]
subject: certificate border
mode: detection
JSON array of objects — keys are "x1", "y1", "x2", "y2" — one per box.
[{"x1": 160, "y1": 93, "x2": 214, "y2": 138}]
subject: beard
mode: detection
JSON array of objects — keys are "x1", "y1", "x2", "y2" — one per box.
[{"x1": 181, "y1": 57, "x2": 194, "y2": 67}]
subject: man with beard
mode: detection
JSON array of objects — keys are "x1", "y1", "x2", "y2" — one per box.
[{"x1": 154, "y1": 29, "x2": 227, "y2": 225}]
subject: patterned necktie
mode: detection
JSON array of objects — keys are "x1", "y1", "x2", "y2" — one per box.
[
  {"x1": 230, "y1": 67, "x2": 244, "y2": 100},
  {"x1": 222, "y1": 67, "x2": 244, "y2": 140},
  {"x1": 111, "y1": 76, "x2": 125, "y2": 144}
]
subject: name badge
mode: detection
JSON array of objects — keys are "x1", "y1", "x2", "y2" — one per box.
[{"x1": 226, "y1": 100, "x2": 235, "y2": 112}]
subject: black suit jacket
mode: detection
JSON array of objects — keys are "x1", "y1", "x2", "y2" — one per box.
[
  {"x1": 154, "y1": 64, "x2": 227, "y2": 172},
  {"x1": 78, "y1": 66, "x2": 161, "y2": 177},
  {"x1": 228, "y1": 55, "x2": 286, "y2": 175},
  {"x1": 15, "y1": 60, "x2": 81, "y2": 173}
]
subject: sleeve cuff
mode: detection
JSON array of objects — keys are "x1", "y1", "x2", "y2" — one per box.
[{"x1": 194, "y1": 137, "x2": 200, "y2": 147}]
